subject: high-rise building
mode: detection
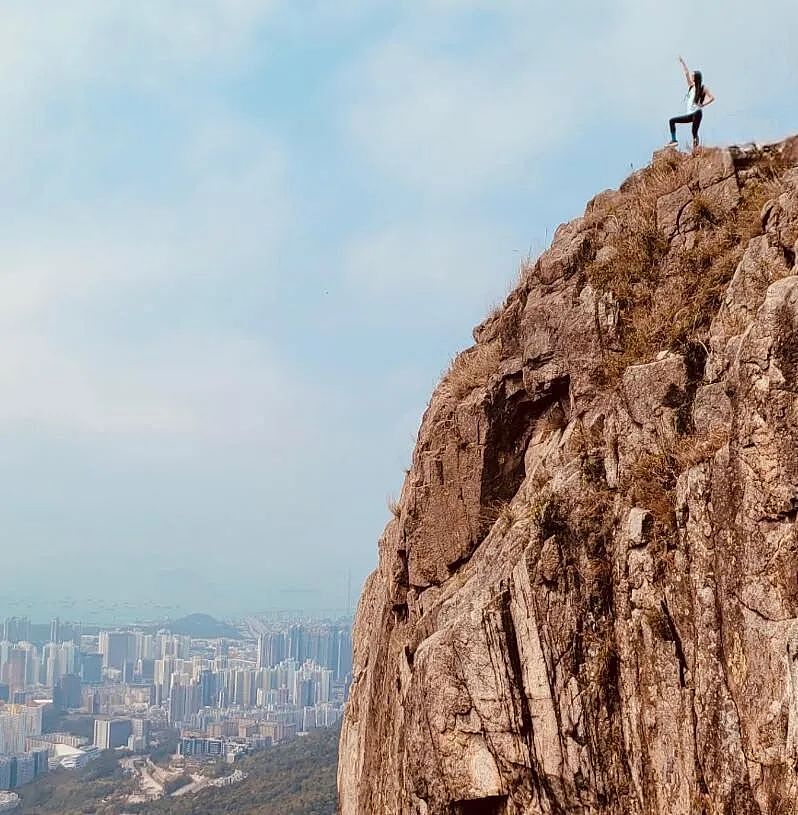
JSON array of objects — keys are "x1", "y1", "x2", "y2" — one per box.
[
  {"x1": 168, "y1": 681, "x2": 187, "y2": 725},
  {"x1": 1, "y1": 619, "x2": 30, "y2": 645},
  {"x1": 80, "y1": 653, "x2": 102, "y2": 684},
  {"x1": 93, "y1": 718, "x2": 132, "y2": 751},
  {"x1": 42, "y1": 642, "x2": 76, "y2": 688},
  {"x1": 258, "y1": 632, "x2": 286, "y2": 669},
  {"x1": 20, "y1": 644, "x2": 38, "y2": 689},
  {"x1": 31, "y1": 749, "x2": 49, "y2": 778},
  {"x1": 155, "y1": 633, "x2": 170, "y2": 660},
  {"x1": 64, "y1": 643, "x2": 77, "y2": 682},
  {"x1": 176, "y1": 636, "x2": 191, "y2": 660},
  {"x1": 0, "y1": 705, "x2": 42, "y2": 755},
  {"x1": 295, "y1": 677, "x2": 314, "y2": 708},
  {"x1": 49, "y1": 619, "x2": 60, "y2": 645},
  {"x1": 288, "y1": 626, "x2": 305, "y2": 662},
  {"x1": 54, "y1": 674, "x2": 82, "y2": 710},
  {"x1": 122, "y1": 661, "x2": 136, "y2": 684},
  {"x1": 138, "y1": 635, "x2": 154, "y2": 661},
  {"x1": 0, "y1": 757, "x2": 11, "y2": 790},
  {"x1": 129, "y1": 718, "x2": 149, "y2": 752},
  {"x1": 0, "y1": 644, "x2": 9, "y2": 681},
  {"x1": 99, "y1": 632, "x2": 129, "y2": 671},
  {"x1": 3, "y1": 649, "x2": 27, "y2": 694},
  {"x1": 154, "y1": 657, "x2": 174, "y2": 705},
  {"x1": 336, "y1": 629, "x2": 353, "y2": 681},
  {"x1": 65, "y1": 622, "x2": 82, "y2": 646},
  {"x1": 302, "y1": 706, "x2": 317, "y2": 732},
  {"x1": 137, "y1": 659, "x2": 155, "y2": 683},
  {"x1": 198, "y1": 670, "x2": 216, "y2": 708},
  {"x1": 12, "y1": 754, "x2": 34, "y2": 787},
  {"x1": 82, "y1": 688, "x2": 99, "y2": 714},
  {"x1": 316, "y1": 668, "x2": 332, "y2": 704}
]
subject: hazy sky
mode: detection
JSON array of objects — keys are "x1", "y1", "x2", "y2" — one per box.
[{"x1": 0, "y1": 1, "x2": 796, "y2": 621}]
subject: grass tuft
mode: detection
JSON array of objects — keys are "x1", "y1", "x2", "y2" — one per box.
[
  {"x1": 440, "y1": 340, "x2": 502, "y2": 401},
  {"x1": 387, "y1": 496, "x2": 402, "y2": 519},
  {"x1": 625, "y1": 427, "x2": 729, "y2": 525}
]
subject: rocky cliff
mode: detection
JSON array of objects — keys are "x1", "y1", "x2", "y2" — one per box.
[{"x1": 338, "y1": 137, "x2": 798, "y2": 814}]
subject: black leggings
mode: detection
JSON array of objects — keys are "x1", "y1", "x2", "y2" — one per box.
[{"x1": 669, "y1": 109, "x2": 703, "y2": 143}]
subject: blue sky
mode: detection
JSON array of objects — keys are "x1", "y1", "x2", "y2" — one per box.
[{"x1": 1, "y1": 1, "x2": 796, "y2": 621}]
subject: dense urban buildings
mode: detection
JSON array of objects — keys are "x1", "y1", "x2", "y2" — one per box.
[{"x1": 0, "y1": 615, "x2": 352, "y2": 791}]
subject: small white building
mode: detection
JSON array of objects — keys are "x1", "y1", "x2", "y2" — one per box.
[
  {"x1": 49, "y1": 743, "x2": 100, "y2": 770},
  {"x1": 0, "y1": 791, "x2": 20, "y2": 812}
]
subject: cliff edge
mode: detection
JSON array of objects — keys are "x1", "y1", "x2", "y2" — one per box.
[{"x1": 339, "y1": 137, "x2": 798, "y2": 814}]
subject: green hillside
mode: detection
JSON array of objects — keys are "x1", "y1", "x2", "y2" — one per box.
[
  {"x1": 14, "y1": 726, "x2": 338, "y2": 815},
  {"x1": 132, "y1": 725, "x2": 339, "y2": 815},
  {"x1": 17, "y1": 752, "x2": 130, "y2": 814}
]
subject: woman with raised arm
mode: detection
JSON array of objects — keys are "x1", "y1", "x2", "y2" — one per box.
[{"x1": 667, "y1": 56, "x2": 715, "y2": 150}]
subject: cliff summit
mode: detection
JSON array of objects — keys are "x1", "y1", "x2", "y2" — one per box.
[{"x1": 339, "y1": 137, "x2": 798, "y2": 814}]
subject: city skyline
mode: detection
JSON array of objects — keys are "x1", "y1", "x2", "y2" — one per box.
[{"x1": 0, "y1": 612, "x2": 352, "y2": 799}]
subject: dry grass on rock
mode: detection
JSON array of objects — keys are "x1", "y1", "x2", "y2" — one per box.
[
  {"x1": 440, "y1": 340, "x2": 501, "y2": 401},
  {"x1": 587, "y1": 149, "x2": 791, "y2": 385},
  {"x1": 626, "y1": 427, "x2": 729, "y2": 525},
  {"x1": 387, "y1": 496, "x2": 402, "y2": 519}
]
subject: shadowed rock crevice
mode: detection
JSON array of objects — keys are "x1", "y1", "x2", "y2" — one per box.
[
  {"x1": 480, "y1": 376, "x2": 570, "y2": 527},
  {"x1": 339, "y1": 137, "x2": 798, "y2": 815},
  {"x1": 451, "y1": 795, "x2": 509, "y2": 815}
]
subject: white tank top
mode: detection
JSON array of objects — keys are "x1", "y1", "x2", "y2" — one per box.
[{"x1": 686, "y1": 85, "x2": 703, "y2": 114}]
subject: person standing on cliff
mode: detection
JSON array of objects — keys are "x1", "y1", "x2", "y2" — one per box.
[{"x1": 667, "y1": 56, "x2": 715, "y2": 150}]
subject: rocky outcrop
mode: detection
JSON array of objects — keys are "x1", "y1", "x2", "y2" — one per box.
[{"x1": 339, "y1": 138, "x2": 798, "y2": 814}]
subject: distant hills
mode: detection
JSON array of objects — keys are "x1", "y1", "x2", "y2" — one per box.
[
  {"x1": 16, "y1": 613, "x2": 242, "y2": 642},
  {"x1": 148, "y1": 613, "x2": 242, "y2": 639}
]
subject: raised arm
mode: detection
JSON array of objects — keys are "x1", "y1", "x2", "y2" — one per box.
[{"x1": 679, "y1": 56, "x2": 693, "y2": 87}]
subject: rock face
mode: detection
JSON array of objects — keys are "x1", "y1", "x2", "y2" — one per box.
[{"x1": 338, "y1": 138, "x2": 798, "y2": 814}]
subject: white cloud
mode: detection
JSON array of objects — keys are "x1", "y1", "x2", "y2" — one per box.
[
  {"x1": 0, "y1": 1, "x2": 280, "y2": 81},
  {"x1": 0, "y1": 320, "x2": 317, "y2": 460},
  {"x1": 343, "y1": 220, "x2": 519, "y2": 308},
  {"x1": 342, "y1": 0, "x2": 798, "y2": 196},
  {"x1": 0, "y1": 94, "x2": 294, "y2": 446},
  {"x1": 344, "y1": 37, "x2": 567, "y2": 195},
  {"x1": 4, "y1": 0, "x2": 795, "y2": 450}
]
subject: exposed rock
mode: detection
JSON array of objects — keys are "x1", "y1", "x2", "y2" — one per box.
[
  {"x1": 698, "y1": 147, "x2": 736, "y2": 189},
  {"x1": 763, "y1": 174, "x2": 798, "y2": 258},
  {"x1": 619, "y1": 354, "x2": 687, "y2": 426},
  {"x1": 586, "y1": 188, "x2": 625, "y2": 217},
  {"x1": 657, "y1": 184, "x2": 692, "y2": 238},
  {"x1": 626, "y1": 507, "x2": 653, "y2": 548},
  {"x1": 692, "y1": 382, "x2": 731, "y2": 435},
  {"x1": 339, "y1": 140, "x2": 798, "y2": 814},
  {"x1": 534, "y1": 223, "x2": 593, "y2": 285},
  {"x1": 538, "y1": 535, "x2": 560, "y2": 582},
  {"x1": 702, "y1": 173, "x2": 740, "y2": 214}
]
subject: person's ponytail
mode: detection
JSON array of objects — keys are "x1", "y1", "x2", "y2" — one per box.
[{"x1": 693, "y1": 71, "x2": 705, "y2": 105}]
